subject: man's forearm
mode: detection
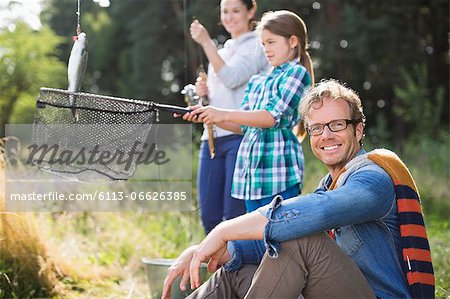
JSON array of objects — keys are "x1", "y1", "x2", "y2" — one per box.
[{"x1": 217, "y1": 211, "x2": 268, "y2": 242}]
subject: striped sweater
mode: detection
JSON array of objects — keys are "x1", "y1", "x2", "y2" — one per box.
[{"x1": 330, "y1": 149, "x2": 435, "y2": 298}]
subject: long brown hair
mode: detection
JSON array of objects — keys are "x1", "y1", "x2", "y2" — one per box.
[
  {"x1": 257, "y1": 10, "x2": 315, "y2": 141},
  {"x1": 256, "y1": 10, "x2": 314, "y2": 84}
]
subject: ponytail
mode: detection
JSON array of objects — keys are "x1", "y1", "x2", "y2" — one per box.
[
  {"x1": 300, "y1": 50, "x2": 314, "y2": 85},
  {"x1": 295, "y1": 50, "x2": 314, "y2": 142},
  {"x1": 257, "y1": 10, "x2": 314, "y2": 142}
]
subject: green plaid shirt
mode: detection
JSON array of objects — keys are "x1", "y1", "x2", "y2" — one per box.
[{"x1": 231, "y1": 60, "x2": 311, "y2": 200}]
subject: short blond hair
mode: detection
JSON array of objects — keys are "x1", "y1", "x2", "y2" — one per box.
[{"x1": 299, "y1": 79, "x2": 365, "y2": 127}]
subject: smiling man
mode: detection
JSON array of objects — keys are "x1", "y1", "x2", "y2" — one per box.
[{"x1": 162, "y1": 79, "x2": 434, "y2": 299}]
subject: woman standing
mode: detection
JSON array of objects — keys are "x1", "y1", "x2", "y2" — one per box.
[{"x1": 190, "y1": 0, "x2": 269, "y2": 233}]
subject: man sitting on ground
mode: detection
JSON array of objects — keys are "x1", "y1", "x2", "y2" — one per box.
[{"x1": 162, "y1": 79, "x2": 434, "y2": 299}]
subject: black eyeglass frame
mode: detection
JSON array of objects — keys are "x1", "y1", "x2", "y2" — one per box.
[{"x1": 306, "y1": 119, "x2": 359, "y2": 136}]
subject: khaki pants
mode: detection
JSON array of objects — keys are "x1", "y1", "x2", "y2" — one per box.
[{"x1": 188, "y1": 232, "x2": 375, "y2": 299}]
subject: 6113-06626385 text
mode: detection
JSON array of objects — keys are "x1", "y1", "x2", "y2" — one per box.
[{"x1": 9, "y1": 191, "x2": 187, "y2": 201}]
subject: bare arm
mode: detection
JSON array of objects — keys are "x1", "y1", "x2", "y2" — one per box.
[
  {"x1": 180, "y1": 106, "x2": 243, "y2": 133},
  {"x1": 190, "y1": 20, "x2": 225, "y2": 74},
  {"x1": 217, "y1": 211, "x2": 267, "y2": 241},
  {"x1": 201, "y1": 39, "x2": 225, "y2": 74},
  {"x1": 190, "y1": 107, "x2": 276, "y2": 128},
  {"x1": 213, "y1": 121, "x2": 243, "y2": 134}
]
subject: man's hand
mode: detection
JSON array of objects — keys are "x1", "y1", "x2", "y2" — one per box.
[
  {"x1": 161, "y1": 245, "x2": 198, "y2": 299},
  {"x1": 162, "y1": 212, "x2": 267, "y2": 296},
  {"x1": 189, "y1": 227, "x2": 229, "y2": 289}
]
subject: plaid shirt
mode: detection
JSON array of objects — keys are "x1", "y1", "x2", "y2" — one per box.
[{"x1": 231, "y1": 59, "x2": 311, "y2": 200}]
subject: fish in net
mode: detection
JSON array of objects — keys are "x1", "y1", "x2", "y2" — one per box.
[{"x1": 31, "y1": 87, "x2": 189, "y2": 181}]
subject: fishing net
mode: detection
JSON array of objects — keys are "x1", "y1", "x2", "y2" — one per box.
[{"x1": 31, "y1": 87, "x2": 188, "y2": 181}]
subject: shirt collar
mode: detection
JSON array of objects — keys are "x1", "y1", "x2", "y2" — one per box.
[
  {"x1": 323, "y1": 147, "x2": 366, "y2": 190},
  {"x1": 272, "y1": 59, "x2": 300, "y2": 74},
  {"x1": 355, "y1": 148, "x2": 366, "y2": 157}
]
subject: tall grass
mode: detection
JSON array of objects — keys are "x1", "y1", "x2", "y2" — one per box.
[
  {"x1": 0, "y1": 145, "x2": 118, "y2": 298},
  {"x1": 0, "y1": 150, "x2": 65, "y2": 297}
]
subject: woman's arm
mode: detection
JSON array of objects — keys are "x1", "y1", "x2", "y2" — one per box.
[
  {"x1": 216, "y1": 36, "x2": 268, "y2": 89},
  {"x1": 190, "y1": 20, "x2": 225, "y2": 74}
]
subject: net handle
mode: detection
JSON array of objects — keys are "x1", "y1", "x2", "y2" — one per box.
[
  {"x1": 39, "y1": 87, "x2": 190, "y2": 114},
  {"x1": 152, "y1": 103, "x2": 190, "y2": 114}
]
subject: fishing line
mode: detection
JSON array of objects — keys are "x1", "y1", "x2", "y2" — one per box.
[
  {"x1": 183, "y1": 0, "x2": 188, "y2": 86},
  {"x1": 152, "y1": 0, "x2": 198, "y2": 214},
  {"x1": 76, "y1": 0, "x2": 81, "y2": 34},
  {"x1": 185, "y1": 10, "x2": 230, "y2": 226}
]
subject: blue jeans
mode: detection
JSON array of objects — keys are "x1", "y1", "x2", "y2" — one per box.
[
  {"x1": 245, "y1": 183, "x2": 300, "y2": 212},
  {"x1": 198, "y1": 134, "x2": 246, "y2": 234}
]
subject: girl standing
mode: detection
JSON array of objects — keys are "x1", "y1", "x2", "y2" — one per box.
[
  {"x1": 186, "y1": 10, "x2": 314, "y2": 212},
  {"x1": 190, "y1": 0, "x2": 269, "y2": 232}
]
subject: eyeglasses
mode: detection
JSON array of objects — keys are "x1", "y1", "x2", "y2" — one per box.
[{"x1": 307, "y1": 119, "x2": 357, "y2": 136}]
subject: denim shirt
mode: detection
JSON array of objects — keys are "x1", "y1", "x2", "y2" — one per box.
[{"x1": 224, "y1": 149, "x2": 411, "y2": 298}]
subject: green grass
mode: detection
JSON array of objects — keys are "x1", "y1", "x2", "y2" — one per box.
[{"x1": 426, "y1": 216, "x2": 450, "y2": 298}]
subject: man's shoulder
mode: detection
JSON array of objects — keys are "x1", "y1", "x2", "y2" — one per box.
[
  {"x1": 354, "y1": 161, "x2": 389, "y2": 176},
  {"x1": 338, "y1": 153, "x2": 394, "y2": 189},
  {"x1": 341, "y1": 163, "x2": 395, "y2": 204},
  {"x1": 352, "y1": 163, "x2": 393, "y2": 189}
]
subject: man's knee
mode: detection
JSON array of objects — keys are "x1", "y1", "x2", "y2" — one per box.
[{"x1": 280, "y1": 232, "x2": 332, "y2": 255}]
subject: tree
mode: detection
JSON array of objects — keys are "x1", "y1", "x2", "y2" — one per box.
[
  {"x1": 0, "y1": 22, "x2": 66, "y2": 136},
  {"x1": 10, "y1": 0, "x2": 447, "y2": 142}
]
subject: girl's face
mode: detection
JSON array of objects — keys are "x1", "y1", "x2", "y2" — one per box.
[
  {"x1": 220, "y1": 0, "x2": 255, "y2": 39},
  {"x1": 261, "y1": 29, "x2": 298, "y2": 67}
]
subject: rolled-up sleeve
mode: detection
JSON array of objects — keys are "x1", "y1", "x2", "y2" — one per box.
[
  {"x1": 265, "y1": 66, "x2": 310, "y2": 127},
  {"x1": 257, "y1": 167, "x2": 395, "y2": 258},
  {"x1": 239, "y1": 84, "x2": 252, "y2": 134}
]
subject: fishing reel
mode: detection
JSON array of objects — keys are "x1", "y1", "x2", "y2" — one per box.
[{"x1": 181, "y1": 84, "x2": 199, "y2": 106}]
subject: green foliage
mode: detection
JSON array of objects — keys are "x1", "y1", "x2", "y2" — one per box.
[
  {"x1": 4, "y1": 0, "x2": 449, "y2": 134},
  {"x1": 426, "y1": 216, "x2": 450, "y2": 298},
  {"x1": 393, "y1": 64, "x2": 446, "y2": 140},
  {"x1": 40, "y1": 0, "x2": 104, "y2": 60},
  {"x1": 0, "y1": 22, "x2": 66, "y2": 135},
  {"x1": 402, "y1": 134, "x2": 450, "y2": 220}
]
